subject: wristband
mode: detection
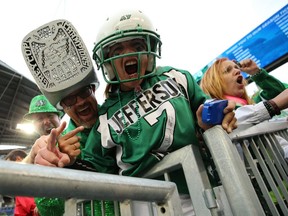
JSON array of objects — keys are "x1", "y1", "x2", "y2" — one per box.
[
  {"x1": 268, "y1": 100, "x2": 281, "y2": 115},
  {"x1": 263, "y1": 100, "x2": 280, "y2": 118}
]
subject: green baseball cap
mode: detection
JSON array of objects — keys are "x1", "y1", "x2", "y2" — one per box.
[{"x1": 24, "y1": 95, "x2": 63, "y2": 120}]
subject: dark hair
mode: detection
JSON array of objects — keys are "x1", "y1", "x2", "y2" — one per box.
[{"x1": 4, "y1": 149, "x2": 27, "y2": 161}]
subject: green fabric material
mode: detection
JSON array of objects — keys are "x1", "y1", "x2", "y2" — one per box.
[
  {"x1": 251, "y1": 69, "x2": 287, "y2": 103},
  {"x1": 83, "y1": 200, "x2": 117, "y2": 216},
  {"x1": 35, "y1": 197, "x2": 65, "y2": 216},
  {"x1": 83, "y1": 66, "x2": 209, "y2": 194},
  {"x1": 24, "y1": 95, "x2": 63, "y2": 120}
]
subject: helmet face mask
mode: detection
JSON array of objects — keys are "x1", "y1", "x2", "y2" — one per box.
[{"x1": 93, "y1": 10, "x2": 161, "y2": 84}]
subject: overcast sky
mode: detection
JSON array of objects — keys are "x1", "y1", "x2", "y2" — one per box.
[{"x1": 0, "y1": 0, "x2": 287, "y2": 104}]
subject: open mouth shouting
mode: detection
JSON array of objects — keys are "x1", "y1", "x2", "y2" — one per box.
[
  {"x1": 77, "y1": 104, "x2": 92, "y2": 117},
  {"x1": 125, "y1": 59, "x2": 139, "y2": 78},
  {"x1": 236, "y1": 75, "x2": 243, "y2": 84}
]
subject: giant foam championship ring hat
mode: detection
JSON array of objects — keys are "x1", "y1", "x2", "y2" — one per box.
[
  {"x1": 24, "y1": 95, "x2": 63, "y2": 120},
  {"x1": 22, "y1": 19, "x2": 99, "y2": 109}
]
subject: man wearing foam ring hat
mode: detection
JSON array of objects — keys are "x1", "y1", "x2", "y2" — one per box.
[{"x1": 22, "y1": 19, "x2": 116, "y2": 216}]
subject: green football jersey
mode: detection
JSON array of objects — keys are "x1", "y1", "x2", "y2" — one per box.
[{"x1": 83, "y1": 66, "x2": 208, "y2": 177}]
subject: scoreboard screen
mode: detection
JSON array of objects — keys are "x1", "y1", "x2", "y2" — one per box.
[{"x1": 194, "y1": 4, "x2": 288, "y2": 82}]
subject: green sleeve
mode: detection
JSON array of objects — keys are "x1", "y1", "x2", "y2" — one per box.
[
  {"x1": 159, "y1": 66, "x2": 209, "y2": 112},
  {"x1": 251, "y1": 69, "x2": 287, "y2": 102},
  {"x1": 187, "y1": 71, "x2": 210, "y2": 110},
  {"x1": 175, "y1": 68, "x2": 209, "y2": 117},
  {"x1": 35, "y1": 197, "x2": 65, "y2": 216}
]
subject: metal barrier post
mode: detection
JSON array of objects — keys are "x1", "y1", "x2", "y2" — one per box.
[
  {"x1": 203, "y1": 125, "x2": 265, "y2": 216},
  {"x1": 143, "y1": 145, "x2": 220, "y2": 215}
]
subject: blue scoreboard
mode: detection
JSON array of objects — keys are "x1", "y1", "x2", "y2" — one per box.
[{"x1": 194, "y1": 4, "x2": 288, "y2": 82}]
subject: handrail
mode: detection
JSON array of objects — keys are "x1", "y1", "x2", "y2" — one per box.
[
  {"x1": 229, "y1": 120, "x2": 288, "y2": 140},
  {"x1": 0, "y1": 161, "x2": 182, "y2": 214}
]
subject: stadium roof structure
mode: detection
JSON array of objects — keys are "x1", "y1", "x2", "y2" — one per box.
[{"x1": 0, "y1": 60, "x2": 41, "y2": 156}]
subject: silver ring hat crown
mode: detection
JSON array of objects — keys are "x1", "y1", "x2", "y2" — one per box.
[{"x1": 22, "y1": 19, "x2": 99, "y2": 109}]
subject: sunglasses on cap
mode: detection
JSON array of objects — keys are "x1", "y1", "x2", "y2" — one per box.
[{"x1": 61, "y1": 85, "x2": 93, "y2": 107}]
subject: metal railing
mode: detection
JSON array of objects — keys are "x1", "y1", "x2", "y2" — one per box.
[
  {"x1": 0, "y1": 161, "x2": 182, "y2": 215},
  {"x1": 228, "y1": 120, "x2": 288, "y2": 215},
  {"x1": 0, "y1": 120, "x2": 287, "y2": 215},
  {"x1": 144, "y1": 120, "x2": 288, "y2": 215}
]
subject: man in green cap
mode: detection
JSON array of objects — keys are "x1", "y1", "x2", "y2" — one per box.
[
  {"x1": 18, "y1": 94, "x2": 64, "y2": 215},
  {"x1": 24, "y1": 94, "x2": 63, "y2": 136},
  {"x1": 22, "y1": 94, "x2": 63, "y2": 164}
]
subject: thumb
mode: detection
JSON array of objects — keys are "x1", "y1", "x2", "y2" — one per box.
[
  {"x1": 58, "y1": 153, "x2": 71, "y2": 167},
  {"x1": 196, "y1": 104, "x2": 204, "y2": 121}
]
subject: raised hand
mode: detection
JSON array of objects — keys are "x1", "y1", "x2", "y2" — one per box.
[
  {"x1": 196, "y1": 100, "x2": 237, "y2": 133},
  {"x1": 221, "y1": 100, "x2": 237, "y2": 133},
  {"x1": 34, "y1": 122, "x2": 70, "y2": 167},
  {"x1": 196, "y1": 104, "x2": 212, "y2": 131},
  {"x1": 239, "y1": 59, "x2": 260, "y2": 75},
  {"x1": 58, "y1": 125, "x2": 84, "y2": 159},
  {"x1": 22, "y1": 135, "x2": 50, "y2": 164}
]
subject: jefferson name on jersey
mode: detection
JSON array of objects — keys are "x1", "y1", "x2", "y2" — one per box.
[{"x1": 108, "y1": 77, "x2": 183, "y2": 134}]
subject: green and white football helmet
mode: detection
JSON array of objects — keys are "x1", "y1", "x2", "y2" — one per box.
[{"x1": 92, "y1": 9, "x2": 162, "y2": 84}]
